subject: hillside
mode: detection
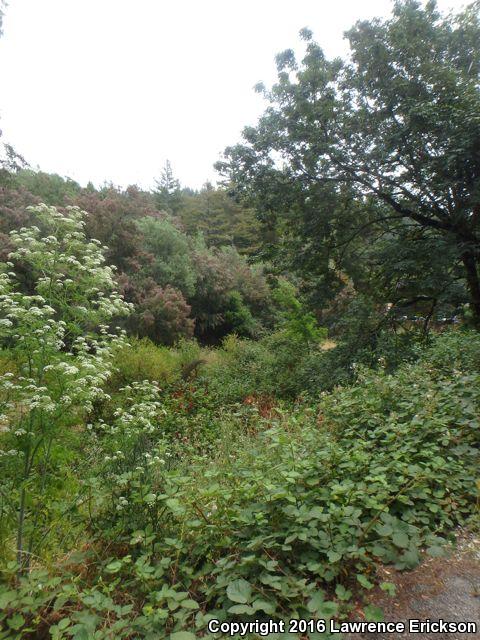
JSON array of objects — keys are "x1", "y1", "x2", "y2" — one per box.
[{"x1": 1, "y1": 1, "x2": 480, "y2": 638}]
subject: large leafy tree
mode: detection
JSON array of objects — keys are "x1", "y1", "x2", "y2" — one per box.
[
  {"x1": 135, "y1": 216, "x2": 197, "y2": 296},
  {"x1": 218, "y1": 0, "x2": 480, "y2": 325}
]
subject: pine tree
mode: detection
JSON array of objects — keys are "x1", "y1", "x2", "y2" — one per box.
[{"x1": 153, "y1": 160, "x2": 183, "y2": 214}]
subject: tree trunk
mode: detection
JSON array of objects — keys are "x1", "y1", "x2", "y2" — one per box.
[{"x1": 462, "y1": 249, "x2": 480, "y2": 328}]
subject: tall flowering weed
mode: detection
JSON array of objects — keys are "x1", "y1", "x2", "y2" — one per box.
[{"x1": 0, "y1": 205, "x2": 131, "y2": 573}]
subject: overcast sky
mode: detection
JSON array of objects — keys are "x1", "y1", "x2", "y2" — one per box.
[{"x1": 0, "y1": 0, "x2": 468, "y2": 190}]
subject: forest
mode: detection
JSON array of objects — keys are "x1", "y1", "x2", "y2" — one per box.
[{"x1": 0, "y1": 1, "x2": 479, "y2": 638}]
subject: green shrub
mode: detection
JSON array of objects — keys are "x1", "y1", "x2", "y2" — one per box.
[
  {"x1": 272, "y1": 278, "x2": 327, "y2": 344},
  {"x1": 203, "y1": 328, "x2": 328, "y2": 403},
  {"x1": 2, "y1": 331, "x2": 478, "y2": 638},
  {"x1": 110, "y1": 338, "x2": 181, "y2": 388},
  {"x1": 1, "y1": 331, "x2": 479, "y2": 639},
  {"x1": 203, "y1": 335, "x2": 276, "y2": 402},
  {"x1": 422, "y1": 328, "x2": 480, "y2": 376},
  {"x1": 110, "y1": 337, "x2": 216, "y2": 388}
]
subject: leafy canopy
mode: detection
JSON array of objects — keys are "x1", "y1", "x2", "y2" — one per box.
[{"x1": 218, "y1": 0, "x2": 480, "y2": 324}]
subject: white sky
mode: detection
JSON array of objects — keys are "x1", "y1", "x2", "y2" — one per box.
[{"x1": 0, "y1": 0, "x2": 468, "y2": 190}]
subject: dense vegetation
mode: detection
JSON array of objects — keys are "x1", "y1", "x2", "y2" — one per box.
[
  {"x1": 0, "y1": 1, "x2": 479, "y2": 639},
  {"x1": 0, "y1": 168, "x2": 270, "y2": 346}
]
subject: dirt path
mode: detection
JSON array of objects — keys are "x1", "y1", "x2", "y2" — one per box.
[{"x1": 346, "y1": 532, "x2": 480, "y2": 639}]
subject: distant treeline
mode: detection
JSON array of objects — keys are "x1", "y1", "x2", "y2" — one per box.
[{"x1": 0, "y1": 167, "x2": 277, "y2": 344}]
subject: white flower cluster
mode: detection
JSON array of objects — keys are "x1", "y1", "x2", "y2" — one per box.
[
  {"x1": 7, "y1": 204, "x2": 132, "y2": 330},
  {"x1": 101, "y1": 380, "x2": 164, "y2": 438},
  {"x1": 0, "y1": 204, "x2": 132, "y2": 462},
  {"x1": 116, "y1": 495, "x2": 129, "y2": 511},
  {"x1": 97, "y1": 381, "x2": 168, "y2": 484}
]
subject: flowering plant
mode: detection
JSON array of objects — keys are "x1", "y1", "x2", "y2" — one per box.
[{"x1": 0, "y1": 205, "x2": 131, "y2": 574}]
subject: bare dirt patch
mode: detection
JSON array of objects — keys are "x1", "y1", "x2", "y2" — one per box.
[{"x1": 345, "y1": 531, "x2": 480, "y2": 639}]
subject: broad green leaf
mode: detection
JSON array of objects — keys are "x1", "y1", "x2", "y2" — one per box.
[
  {"x1": 307, "y1": 590, "x2": 325, "y2": 613},
  {"x1": 252, "y1": 599, "x2": 276, "y2": 614},
  {"x1": 70, "y1": 625, "x2": 90, "y2": 640},
  {"x1": 172, "y1": 591, "x2": 189, "y2": 601},
  {"x1": 392, "y1": 532, "x2": 409, "y2": 548},
  {"x1": 228, "y1": 604, "x2": 255, "y2": 614},
  {"x1": 0, "y1": 591, "x2": 17, "y2": 609},
  {"x1": 308, "y1": 507, "x2": 324, "y2": 519},
  {"x1": 166, "y1": 498, "x2": 186, "y2": 514},
  {"x1": 335, "y1": 584, "x2": 352, "y2": 600},
  {"x1": 7, "y1": 614, "x2": 25, "y2": 631},
  {"x1": 317, "y1": 600, "x2": 338, "y2": 619},
  {"x1": 226, "y1": 578, "x2": 252, "y2": 604},
  {"x1": 375, "y1": 523, "x2": 393, "y2": 536},
  {"x1": 357, "y1": 574, "x2": 374, "y2": 590},
  {"x1": 105, "y1": 560, "x2": 122, "y2": 573},
  {"x1": 426, "y1": 545, "x2": 445, "y2": 558},
  {"x1": 58, "y1": 617, "x2": 71, "y2": 630},
  {"x1": 397, "y1": 547, "x2": 420, "y2": 569},
  {"x1": 327, "y1": 550, "x2": 342, "y2": 563},
  {"x1": 380, "y1": 582, "x2": 396, "y2": 596},
  {"x1": 364, "y1": 604, "x2": 384, "y2": 622}
]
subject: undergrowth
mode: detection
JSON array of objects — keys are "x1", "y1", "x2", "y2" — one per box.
[{"x1": 1, "y1": 331, "x2": 479, "y2": 639}]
